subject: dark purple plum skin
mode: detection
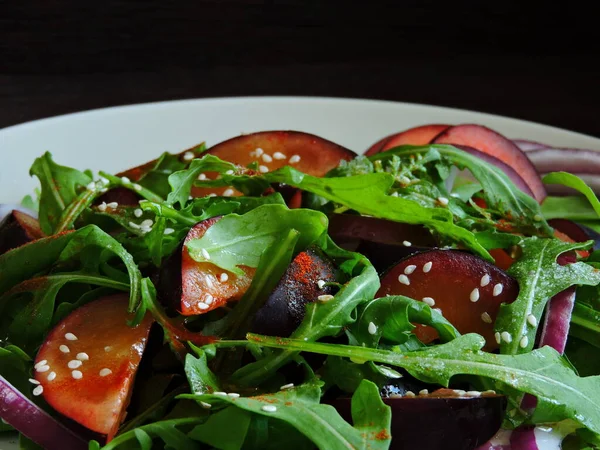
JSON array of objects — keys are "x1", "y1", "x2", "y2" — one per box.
[
  {"x1": 332, "y1": 394, "x2": 506, "y2": 450},
  {"x1": 0, "y1": 210, "x2": 43, "y2": 256}
]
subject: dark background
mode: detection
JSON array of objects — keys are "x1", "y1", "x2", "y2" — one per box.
[{"x1": 1, "y1": 0, "x2": 598, "y2": 135}]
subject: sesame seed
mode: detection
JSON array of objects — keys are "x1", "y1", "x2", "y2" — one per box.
[
  {"x1": 469, "y1": 288, "x2": 480, "y2": 303},
  {"x1": 34, "y1": 360, "x2": 48, "y2": 369},
  {"x1": 399, "y1": 175, "x2": 411, "y2": 185},
  {"x1": 453, "y1": 389, "x2": 466, "y2": 396},
  {"x1": 208, "y1": 193, "x2": 217, "y2": 197},
  {"x1": 419, "y1": 389, "x2": 429, "y2": 395},
  {"x1": 494, "y1": 332, "x2": 501, "y2": 344},
  {"x1": 133, "y1": 183, "x2": 142, "y2": 191},
  {"x1": 466, "y1": 391, "x2": 481, "y2": 397},
  {"x1": 197, "y1": 302, "x2": 210, "y2": 310},
  {"x1": 223, "y1": 188, "x2": 235, "y2": 197},
  {"x1": 480, "y1": 274, "x2": 490, "y2": 287},
  {"x1": 527, "y1": 314, "x2": 537, "y2": 327},
  {"x1": 433, "y1": 308, "x2": 442, "y2": 315},
  {"x1": 213, "y1": 391, "x2": 228, "y2": 396},
  {"x1": 402, "y1": 240, "x2": 412, "y2": 247},
  {"x1": 261, "y1": 405, "x2": 277, "y2": 412},
  {"x1": 107, "y1": 202, "x2": 118, "y2": 209},
  {"x1": 36, "y1": 365, "x2": 50, "y2": 373},
  {"x1": 140, "y1": 226, "x2": 152, "y2": 234},
  {"x1": 317, "y1": 294, "x2": 334, "y2": 302},
  {"x1": 33, "y1": 386, "x2": 44, "y2": 396},
  {"x1": 29, "y1": 378, "x2": 40, "y2": 385},
  {"x1": 262, "y1": 154, "x2": 273, "y2": 163},
  {"x1": 129, "y1": 221, "x2": 141, "y2": 230},
  {"x1": 224, "y1": 170, "x2": 234, "y2": 175},
  {"x1": 86, "y1": 182, "x2": 96, "y2": 191},
  {"x1": 493, "y1": 283, "x2": 503, "y2": 297},
  {"x1": 68, "y1": 360, "x2": 83, "y2": 369},
  {"x1": 252, "y1": 148, "x2": 264, "y2": 157},
  {"x1": 200, "y1": 401, "x2": 212, "y2": 409},
  {"x1": 99, "y1": 177, "x2": 110, "y2": 185},
  {"x1": 121, "y1": 176, "x2": 131, "y2": 184},
  {"x1": 280, "y1": 383, "x2": 294, "y2": 390},
  {"x1": 259, "y1": 165, "x2": 269, "y2": 173},
  {"x1": 71, "y1": 370, "x2": 83, "y2": 380},
  {"x1": 317, "y1": 279, "x2": 326, "y2": 289},
  {"x1": 59, "y1": 344, "x2": 70, "y2": 353},
  {"x1": 183, "y1": 151, "x2": 195, "y2": 161},
  {"x1": 47, "y1": 372, "x2": 57, "y2": 381},
  {"x1": 422, "y1": 297, "x2": 435, "y2": 307},
  {"x1": 204, "y1": 294, "x2": 214, "y2": 305},
  {"x1": 227, "y1": 393, "x2": 240, "y2": 398},
  {"x1": 519, "y1": 336, "x2": 529, "y2": 348},
  {"x1": 289, "y1": 155, "x2": 301, "y2": 164},
  {"x1": 367, "y1": 322, "x2": 377, "y2": 335},
  {"x1": 398, "y1": 274, "x2": 410, "y2": 285},
  {"x1": 99, "y1": 368, "x2": 112, "y2": 377},
  {"x1": 141, "y1": 219, "x2": 153, "y2": 228},
  {"x1": 219, "y1": 273, "x2": 229, "y2": 282},
  {"x1": 534, "y1": 214, "x2": 543, "y2": 222},
  {"x1": 482, "y1": 390, "x2": 496, "y2": 395},
  {"x1": 197, "y1": 173, "x2": 207, "y2": 180},
  {"x1": 481, "y1": 312, "x2": 492, "y2": 324},
  {"x1": 104, "y1": 346, "x2": 112, "y2": 352},
  {"x1": 76, "y1": 353, "x2": 89, "y2": 361},
  {"x1": 201, "y1": 248, "x2": 211, "y2": 260},
  {"x1": 65, "y1": 333, "x2": 78, "y2": 341},
  {"x1": 404, "y1": 265, "x2": 417, "y2": 275},
  {"x1": 423, "y1": 262, "x2": 432, "y2": 273},
  {"x1": 390, "y1": 191, "x2": 399, "y2": 197},
  {"x1": 404, "y1": 391, "x2": 416, "y2": 397},
  {"x1": 273, "y1": 152, "x2": 287, "y2": 160},
  {"x1": 389, "y1": 393, "x2": 403, "y2": 399},
  {"x1": 164, "y1": 228, "x2": 175, "y2": 235},
  {"x1": 437, "y1": 196, "x2": 449, "y2": 206},
  {"x1": 501, "y1": 331, "x2": 512, "y2": 343},
  {"x1": 98, "y1": 202, "x2": 107, "y2": 212}
]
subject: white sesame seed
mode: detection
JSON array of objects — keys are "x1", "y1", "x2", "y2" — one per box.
[
  {"x1": 259, "y1": 165, "x2": 269, "y2": 173},
  {"x1": 390, "y1": 191, "x2": 399, "y2": 197},
  {"x1": 289, "y1": 155, "x2": 301, "y2": 164},
  {"x1": 164, "y1": 228, "x2": 175, "y2": 235},
  {"x1": 99, "y1": 177, "x2": 110, "y2": 185},
  {"x1": 47, "y1": 372, "x2": 57, "y2": 382},
  {"x1": 213, "y1": 391, "x2": 228, "y2": 396},
  {"x1": 183, "y1": 151, "x2": 195, "y2": 161},
  {"x1": 252, "y1": 148, "x2": 264, "y2": 157},
  {"x1": 404, "y1": 265, "x2": 417, "y2": 275},
  {"x1": 399, "y1": 175, "x2": 411, "y2": 185},
  {"x1": 433, "y1": 308, "x2": 442, "y2": 315},
  {"x1": 519, "y1": 336, "x2": 529, "y2": 348},
  {"x1": 198, "y1": 173, "x2": 207, "y2": 180},
  {"x1": 389, "y1": 393, "x2": 404, "y2": 399},
  {"x1": 200, "y1": 401, "x2": 212, "y2": 409},
  {"x1": 29, "y1": 378, "x2": 40, "y2": 385},
  {"x1": 208, "y1": 193, "x2": 217, "y2": 197},
  {"x1": 204, "y1": 294, "x2": 214, "y2": 305},
  {"x1": 197, "y1": 302, "x2": 210, "y2": 310},
  {"x1": 494, "y1": 332, "x2": 501, "y2": 344},
  {"x1": 133, "y1": 183, "x2": 142, "y2": 191},
  {"x1": 219, "y1": 273, "x2": 229, "y2": 282},
  {"x1": 527, "y1": 314, "x2": 537, "y2": 327},
  {"x1": 261, "y1": 405, "x2": 277, "y2": 412},
  {"x1": 402, "y1": 240, "x2": 412, "y2": 247},
  {"x1": 262, "y1": 154, "x2": 273, "y2": 163},
  {"x1": 76, "y1": 353, "x2": 89, "y2": 361},
  {"x1": 419, "y1": 389, "x2": 429, "y2": 395},
  {"x1": 34, "y1": 360, "x2": 48, "y2": 369},
  {"x1": 422, "y1": 297, "x2": 435, "y2": 307},
  {"x1": 367, "y1": 322, "x2": 377, "y2": 335},
  {"x1": 481, "y1": 312, "x2": 492, "y2": 324},
  {"x1": 227, "y1": 393, "x2": 240, "y2": 398},
  {"x1": 36, "y1": 365, "x2": 50, "y2": 373},
  {"x1": 317, "y1": 294, "x2": 334, "y2": 302},
  {"x1": 141, "y1": 219, "x2": 153, "y2": 228},
  {"x1": 398, "y1": 274, "x2": 410, "y2": 285},
  {"x1": 501, "y1": 331, "x2": 512, "y2": 343},
  {"x1": 58, "y1": 344, "x2": 70, "y2": 353},
  {"x1": 104, "y1": 346, "x2": 112, "y2": 352},
  {"x1": 223, "y1": 188, "x2": 235, "y2": 197},
  {"x1": 65, "y1": 333, "x2": 78, "y2": 341},
  {"x1": 492, "y1": 283, "x2": 503, "y2": 297},
  {"x1": 273, "y1": 152, "x2": 287, "y2": 160},
  {"x1": 280, "y1": 383, "x2": 294, "y2": 390},
  {"x1": 99, "y1": 368, "x2": 112, "y2": 377},
  {"x1": 225, "y1": 170, "x2": 235, "y2": 175},
  {"x1": 317, "y1": 279, "x2": 326, "y2": 289},
  {"x1": 121, "y1": 176, "x2": 131, "y2": 184},
  {"x1": 469, "y1": 288, "x2": 480, "y2": 303},
  {"x1": 437, "y1": 196, "x2": 449, "y2": 206},
  {"x1": 98, "y1": 202, "x2": 107, "y2": 212},
  {"x1": 68, "y1": 360, "x2": 83, "y2": 369},
  {"x1": 480, "y1": 274, "x2": 490, "y2": 287},
  {"x1": 453, "y1": 390, "x2": 466, "y2": 396},
  {"x1": 482, "y1": 390, "x2": 496, "y2": 395},
  {"x1": 201, "y1": 248, "x2": 211, "y2": 260},
  {"x1": 423, "y1": 262, "x2": 432, "y2": 273},
  {"x1": 107, "y1": 202, "x2": 118, "y2": 209},
  {"x1": 86, "y1": 181, "x2": 97, "y2": 191},
  {"x1": 71, "y1": 370, "x2": 83, "y2": 380},
  {"x1": 404, "y1": 391, "x2": 416, "y2": 398},
  {"x1": 466, "y1": 391, "x2": 481, "y2": 397},
  {"x1": 33, "y1": 385, "x2": 44, "y2": 396}
]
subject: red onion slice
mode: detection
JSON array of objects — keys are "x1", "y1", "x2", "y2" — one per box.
[
  {"x1": 510, "y1": 426, "x2": 539, "y2": 449},
  {"x1": 513, "y1": 140, "x2": 549, "y2": 152},
  {"x1": 0, "y1": 375, "x2": 87, "y2": 450},
  {"x1": 527, "y1": 148, "x2": 600, "y2": 175}
]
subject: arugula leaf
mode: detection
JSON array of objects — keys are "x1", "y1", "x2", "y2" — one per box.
[
  {"x1": 248, "y1": 333, "x2": 600, "y2": 435},
  {"x1": 185, "y1": 351, "x2": 221, "y2": 395},
  {"x1": 29, "y1": 152, "x2": 92, "y2": 234},
  {"x1": 0, "y1": 345, "x2": 31, "y2": 395},
  {"x1": 180, "y1": 379, "x2": 391, "y2": 450},
  {"x1": 495, "y1": 237, "x2": 600, "y2": 354},
  {"x1": 543, "y1": 172, "x2": 600, "y2": 218},
  {"x1": 542, "y1": 196, "x2": 600, "y2": 221},
  {"x1": 186, "y1": 204, "x2": 328, "y2": 275},
  {"x1": 188, "y1": 406, "x2": 252, "y2": 450},
  {"x1": 474, "y1": 230, "x2": 522, "y2": 250}
]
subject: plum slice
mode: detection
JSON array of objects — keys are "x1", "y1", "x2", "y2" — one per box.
[
  {"x1": 364, "y1": 124, "x2": 450, "y2": 156},
  {"x1": 0, "y1": 210, "x2": 44, "y2": 256},
  {"x1": 33, "y1": 294, "x2": 153, "y2": 440},
  {"x1": 431, "y1": 124, "x2": 546, "y2": 202},
  {"x1": 377, "y1": 250, "x2": 518, "y2": 350}
]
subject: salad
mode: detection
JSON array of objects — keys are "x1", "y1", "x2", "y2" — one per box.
[{"x1": 2, "y1": 124, "x2": 600, "y2": 450}]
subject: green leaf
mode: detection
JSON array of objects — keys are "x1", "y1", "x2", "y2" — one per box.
[
  {"x1": 543, "y1": 172, "x2": 600, "y2": 218},
  {"x1": 247, "y1": 333, "x2": 600, "y2": 435},
  {"x1": 495, "y1": 237, "x2": 600, "y2": 354},
  {"x1": 474, "y1": 230, "x2": 522, "y2": 250},
  {"x1": 186, "y1": 204, "x2": 328, "y2": 276},
  {"x1": 185, "y1": 351, "x2": 221, "y2": 395},
  {"x1": 188, "y1": 407, "x2": 252, "y2": 450},
  {"x1": 542, "y1": 196, "x2": 600, "y2": 221},
  {"x1": 29, "y1": 152, "x2": 92, "y2": 234}
]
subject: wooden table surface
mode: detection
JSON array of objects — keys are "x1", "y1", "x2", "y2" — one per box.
[{"x1": 1, "y1": 1, "x2": 598, "y2": 137}]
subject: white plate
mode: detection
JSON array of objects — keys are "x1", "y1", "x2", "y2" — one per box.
[{"x1": 1, "y1": 96, "x2": 600, "y2": 449}]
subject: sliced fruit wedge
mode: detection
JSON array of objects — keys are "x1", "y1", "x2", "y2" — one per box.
[
  {"x1": 33, "y1": 294, "x2": 153, "y2": 440},
  {"x1": 0, "y1": 210, "x2": 44, "y2": 256},
  {"x1": 364, "y1": 124, "x2": 450, "y2": 156},
  {"x1": 377, "y1": 250, "x2": 519, "y2": 350},
  {"x1": 431, "y1": 124, "x2": 546, "y2": 202}
]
